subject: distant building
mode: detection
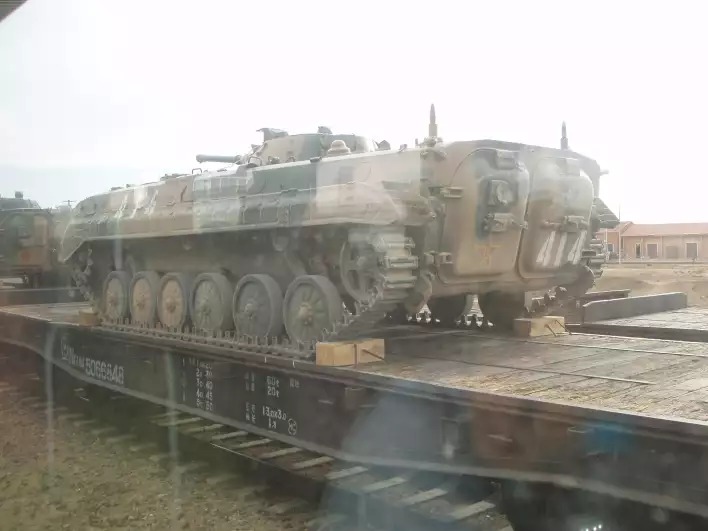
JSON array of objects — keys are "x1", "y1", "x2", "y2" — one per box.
[
  {"x1": 600, "y1": 222, "x2": 708, "y2": 261},
  {"x1": 600, "y1": 221, "x2": 631, "y2": 258}
]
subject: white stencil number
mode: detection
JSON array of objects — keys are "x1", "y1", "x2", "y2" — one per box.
[{"x1": 535, "y1": 230, "x2": 587, "y2": 267}]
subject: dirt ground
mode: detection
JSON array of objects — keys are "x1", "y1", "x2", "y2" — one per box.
[
  {"x1": 0, "y1": 385, "x2": 305, "y2": 531},
  {"x1": 594, "y1": 263, "x2": 708, "y2": 307}
]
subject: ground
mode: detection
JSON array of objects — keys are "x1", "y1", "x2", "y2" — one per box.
[
  {"x1": 0, "y1": 384, "x2": 305, "y2": 531},
  {"x1": 594, "y1": 262, "x2": 708, "y2": 307}
]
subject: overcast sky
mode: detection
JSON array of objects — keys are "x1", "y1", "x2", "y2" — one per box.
[{"x1": 1, "y1": 0, "x2": 706, "y2": 222}]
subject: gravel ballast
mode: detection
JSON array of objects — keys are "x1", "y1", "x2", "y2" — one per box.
[{"x1": 0, "y1": 383, "x2": 307, "y2": 531}]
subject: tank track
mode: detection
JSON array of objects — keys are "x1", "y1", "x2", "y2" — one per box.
[
  {"x1": 70, "y1": 228, "x2": 586, "y2": 357},
  {"x1": 70, "y1": 228, "x2": 418, "y2": 359}
]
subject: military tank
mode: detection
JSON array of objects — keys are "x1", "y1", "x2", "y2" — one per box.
[
  {"x1": 0, "y1": 191, "x2": 61, "y2": 287},
  {"x1": 60, "y1": 107, "x2": 617, "y2": 346}
]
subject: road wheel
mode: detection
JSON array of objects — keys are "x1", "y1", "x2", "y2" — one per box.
[
  {"x1": 129, "y1": 271, "x2": 160, "y2": 325},
  {"x1": 233, "y1": 274, "x2": 284, "y2": 337},
  {"x1": 157, "y1": 272, "x2": 193, "y2": 329},
  {"x1": 102, "y1": 270, "x2": 131, "y2": 321},
  {"x1": 283, "y1": 275, "x2": 342, "y2": 343},
  {"x1": 189, "y1": 272, "x2": 234, "y2": 332}
]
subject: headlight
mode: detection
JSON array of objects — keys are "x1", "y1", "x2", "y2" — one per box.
[{"x1": 488, "y1": 180, "x2": 515, "y2": 206}]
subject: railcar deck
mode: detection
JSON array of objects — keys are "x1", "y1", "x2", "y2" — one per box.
[
  {"x1": 3, "y1": 301, "x2": 708, "y2": 518},
  {"x1": 368, "y1": 326, "x2": 708, "y2": 425},
  {"x1": 7, "y1": 302, "x2": 708, "y2": 426},
  {"x1": 577, "y1": 306, "x2": 708, "y2": 342}
]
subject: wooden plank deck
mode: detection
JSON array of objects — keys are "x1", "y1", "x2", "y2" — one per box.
[{"x1": 363, "y1": 327, "x2": 708, "y2": 425}]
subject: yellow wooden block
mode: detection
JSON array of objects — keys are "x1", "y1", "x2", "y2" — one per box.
[
  {"x1": 78, "y1": 308, "x2": 101, "y2": 327},
  {"x1": 513, "y1": 315, "x2": 567, "y2": 337},
  {"x1": 315, "y1": 338, "x2": 385, "y2": 366}
]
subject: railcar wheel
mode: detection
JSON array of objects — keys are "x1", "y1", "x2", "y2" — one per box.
[
  {"x1": 478, "y1": 291, "x2": 526, "y2": 330},
  {"x1": 189, "y1": 272, "x2": 234, "y2": 332},
  {"x1": 129, "y1": 271, "x2": 160, "y2": 325},
  {"x1": 233, "y1": 274, "x2": 284, "y2": 337},
  {"x1": 283, "y1": 275, "x2": 342, "y2": 343},
  {"x1": 427, "y1": 294, "x2": 468, "y2": 326},
  {"x1": 157, "y1": 272, "x2": 193, "y2": 329},
  {"x1": 102, "y1": 270, "x2": 131, "y2": 321}
]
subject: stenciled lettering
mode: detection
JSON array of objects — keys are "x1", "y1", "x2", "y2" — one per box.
[{"x1": 59, "y1": 336, "x2": 125, "y2": 386}]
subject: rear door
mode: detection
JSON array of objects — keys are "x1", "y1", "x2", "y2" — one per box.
[{"x1": 517, "y1": 154, "x2": 594, "y2": 280}]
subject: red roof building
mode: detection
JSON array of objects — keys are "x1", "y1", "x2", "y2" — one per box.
[{"x1": 601, "y1": 222, "x2": 708, "y2": 261}]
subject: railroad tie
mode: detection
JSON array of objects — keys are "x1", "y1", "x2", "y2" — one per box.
[
  {"x1": 227, "y1": 438, "x2": 272, "y2": 450},
  {"x1": 259, "y1": 446, "x2": 304, "y2": 460},
  {"x1": 210, "y1": 430, "x2": 248, "y2": 441},
  {"x1": 398, "y1": 487, "x2": 449, "y2": 507},
  {"x1": 325, "y1": 466, "x2": 368, "y2": 481},
  {"x1": 445, "y1": 500, "x2": 496, "y2": 522},
  {"x1": 290, "y1": 456, "x2": 334, "y2": 470},
  {"x1": 181, "y1": 423, "x2": 223, "y2": 434},
  {"x1": 360, "y1": 476, "x2": 407, "y2": 493},
  {"x1": 157, "y1": 416, "x2": 203, "y2": 427}
]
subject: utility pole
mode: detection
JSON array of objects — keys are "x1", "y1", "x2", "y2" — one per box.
[{"x1": 618, "y1": 204, "x2": 622, "y2": 264}]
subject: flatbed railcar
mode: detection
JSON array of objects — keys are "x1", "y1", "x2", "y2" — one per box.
[{"x1": 2, "y1": 297, "x2": 708, "y2": 528}]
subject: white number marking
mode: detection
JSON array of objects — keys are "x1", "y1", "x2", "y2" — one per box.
[
  {"x1": 535, "y1": 230, "x2": 557, "y2": 267},
  {"x1": 567, "y1": 230, "x2": 587, "y2": 264},
  {"x1": 553, "y1": 232, "x2": 569, "y2": 267}
]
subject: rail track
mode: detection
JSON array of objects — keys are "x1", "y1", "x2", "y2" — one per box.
[{"x1": 0, "y1": 345, "x2": 516, "y2": 531}]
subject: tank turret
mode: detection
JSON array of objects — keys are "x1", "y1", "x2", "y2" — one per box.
[{"x1": 196, "y1": 128, "x2": 380, "y2": 169}]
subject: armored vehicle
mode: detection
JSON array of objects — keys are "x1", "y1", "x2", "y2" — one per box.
[
  {"x1": 0, "y1": 192, "x2": 59, "y2": 287},
  {"x1": 60, "y1": 107, "x2": 617, "y2": 344}
]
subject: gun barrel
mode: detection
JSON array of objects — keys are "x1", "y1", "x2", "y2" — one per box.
[{"x1": 196, "y1": 154, "x2": 241, "y2": 164}]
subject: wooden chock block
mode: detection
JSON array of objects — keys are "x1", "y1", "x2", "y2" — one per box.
[
  {"x1": 316, "y1": 338, "x2": 385, "y2": 367},
  {"x1": 78, "y1": 308, "x2": 101, "y2": 327},
  {"x1": 513, "y1": 315, "x2": 567, "y2": 338}
]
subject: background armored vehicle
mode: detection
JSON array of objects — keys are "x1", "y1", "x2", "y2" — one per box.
[
  {"x1": 0, "y1": 191, "x2": 64, "y2": 287},
  {"x1": 60, "y1": 107, "x2": 617, "y2": 345}
]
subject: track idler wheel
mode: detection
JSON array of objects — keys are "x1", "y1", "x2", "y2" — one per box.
[
  {"x1": 233, "y1": 274, "x2": 284, "y2": 338},
  {"x1": 283, "y1": 275, "x2": 342, "y2": 343},
  {"x1": 189, "y1": 272, "x2": 235, "y2": 333},
  {"x1": 427, "y1": 294, "x2": 468, "y2": 326},
  {"x1": 477, "y1": 291, "x2": 526, "y2": 330},
  {"x1": 102, "y1": 270, "x2": 131, "y2": 321}
]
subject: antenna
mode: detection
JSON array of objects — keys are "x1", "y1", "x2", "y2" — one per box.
[
  {"x1": 561, "y1": 121, "x2": 569, "y2": 150},
  {"x1": 429, "y1": 104, "x2": 438, "y2": 139}
]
